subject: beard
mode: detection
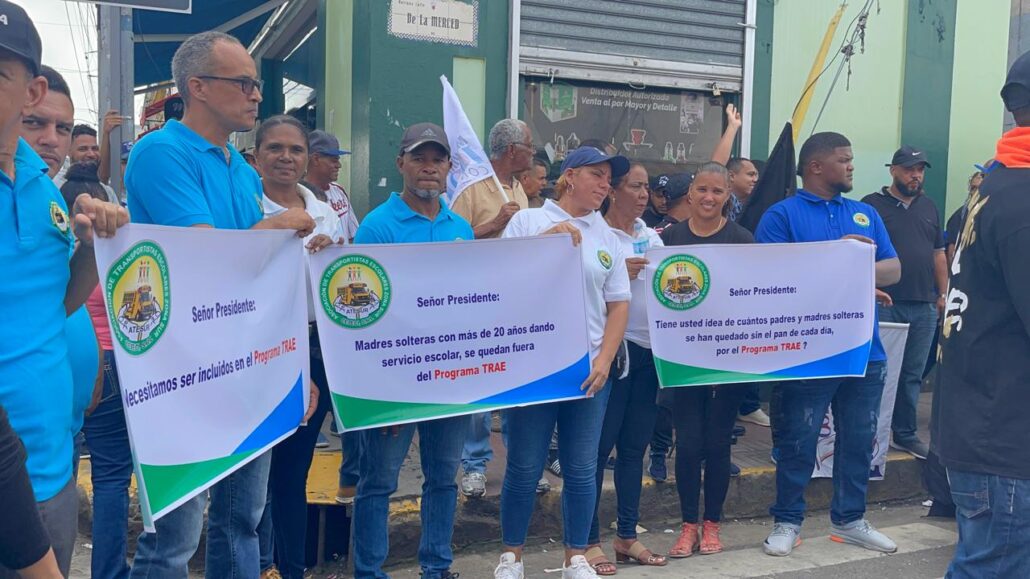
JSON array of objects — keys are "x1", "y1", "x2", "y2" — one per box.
[
  {"x1": 833, "y1": 180, "x2": 853, "y2": 194},
  {"x1": 413, "y1": 188, "x2": 442, "y2": 200},
  {"x1": 894, "y1": 177, "x2": 921, "y2": 198}
]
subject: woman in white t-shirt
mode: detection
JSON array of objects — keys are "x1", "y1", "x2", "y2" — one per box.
[
  {"x1": 253, "y1": 115, "x2": 342, "y2": 579},
  {"x1": 494, "y1": 147, "x2": 631, "y2": 579}
]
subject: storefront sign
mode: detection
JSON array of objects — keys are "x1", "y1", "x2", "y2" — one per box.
[{"x1": 388, "y1": 0, "x2": 478, "y2": 47}]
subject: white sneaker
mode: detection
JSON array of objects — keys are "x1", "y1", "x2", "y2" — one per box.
[
  {"x1": 494, "y1": 552, "x2": 524, "y2": 579},
  {"x1": 830, "y1": 519, "x2": 898, "y2": 553},
  {"x1": 460, "y1": 472, "x2": 487, "y2": 497},
  {"x1": 562, "y1": 555, "x2": 599, "y2": 578},
  {"x1": 763, "y1": 523, "x2": 801, "y2": 556},
  {"x1": 739, "y1": 408, "x2": 771, "y2": 427}
]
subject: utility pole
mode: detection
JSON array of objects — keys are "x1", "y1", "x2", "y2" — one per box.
[{"x1": 98, "y1": 5, "x2": 134, "y2": 198}]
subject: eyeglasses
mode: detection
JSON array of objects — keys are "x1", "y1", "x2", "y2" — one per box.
[{"x1": 196, "y1": 75, "x2": 264, "y2": 95}]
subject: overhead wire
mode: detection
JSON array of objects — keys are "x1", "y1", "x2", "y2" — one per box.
[{"x1": 808, "y1": 0, "x2": 879, "y2": 136}]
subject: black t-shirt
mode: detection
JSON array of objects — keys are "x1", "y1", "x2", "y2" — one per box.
[
  {"x1": 642, "y1": 206, "x2": 665, "y2": 228},
  {"x1": 934, "y1": 164, "x2": 1030, "y2": 480},
  {"x1": 660, "y1": 218, "x2": 755, "y2": 246},
  {"x1": 861, "y1": 189, "x2": 945, "y2": 302},
  {"x1": 945, "y1": 205, "x2": 964, "y2": 248},
  {"x1": 653, "y1": 215, "x2": 680, "y2": 236}
]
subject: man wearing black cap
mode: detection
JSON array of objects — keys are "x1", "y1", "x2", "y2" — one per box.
[
  {"x1": 0, "y1": 1, "x2": 128, "y2": 576},
  {"x1": 307, "y1": 129, "x2": 359, "y2": 242},
  {"x1": 934, "y1": 51, "x2": 1030, "y2": 579},
  {"x1": 861, "y1": 146, "x2": 946, "y2": 461},
  {"x1": 653, "y1": 172, "x2": 693, "y2": 234},
  {"x1": 642, "y1": 174, "x2": 668, "y2": 227},
  {"x1": 350, "y1": 122, "x2": 472, "y2": 579}
]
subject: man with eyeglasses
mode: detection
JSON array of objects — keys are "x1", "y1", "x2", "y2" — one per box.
[
  {"x1": 450, "y1": 118, "x2": 533, "y2": 498},
  {"x1": 125, "y1": 31, "x2": 316, "y2": 579}
]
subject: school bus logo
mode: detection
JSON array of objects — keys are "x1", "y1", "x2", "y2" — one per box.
[
  {"x1": 597, "y1": 249, "x2": 613, "y2": 270},
  {"x1": 853, "y1": 212, "x2": 871, "y2": 227},
  {"x1": 654, "y1": 254, "x2": 710, "y2": 310},
  {"x1": 106, "y1": 241, "x2": 170, "y2": 355},
  {"x1": 321, "y1": 255, "x2": 391, "y2": 329}
]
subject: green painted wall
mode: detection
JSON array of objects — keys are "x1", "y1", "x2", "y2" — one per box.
[
  {"x1": 944, "y1": 0, "x2": 1009, "y2": 218},
  {"x1": 322, "y1": 0, "x2": 510, "y2": 216},
  {"x1": 750, "y1": 0, "x2": 775, "y2": 161},
  {"x1": 321, "y1": 0, "x2": 356, "y2": 209},
  {"x1": 768, "y1": 1, "x2": 907, "y2": 198},
  {"x1": 900, "y1": 0, "x2": 957, "y2": 213}
]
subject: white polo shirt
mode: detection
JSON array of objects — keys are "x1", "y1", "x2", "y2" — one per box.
[
  {"x1": 263, "y1": 184, "x2": 346, "y2": 321},
  {"x1": 610, "y1": 218, "x2": 663, "y2": 349},
  {"x1": 503, "y1": 200, "x2": 631, "y2": 360},
  {"x1": 323, "y1": 182, "x2": 360, "y2": 242}
]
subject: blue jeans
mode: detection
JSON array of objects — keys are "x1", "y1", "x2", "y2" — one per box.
[
  {"x1": 130, "y1": 451, "x2": 271, "y2": 579},
  {"x1": 589, "y1": 347, "x2": 659, "y2": 542},
  {"x1": 770, "y1": 361, "x2": 886, "y2": 526},
  {"x1": 461, "y1": 412, "x2": 493, "y2": 475},
  {"x1": 339, "y1": 431, "x2": 363, "y2": 487},
  {"x1": 946, "y1": 469, "x2": 1030, "y2": 578},
  {"x1": 878, "y1": 302, "x2": 937, "y2": 443},
  {"x1": 353, "y1": 416, "x2": 468, "y2": 578},
  {"x1": 502, "y1": 382, "x2": 611, "y2": 549},
  {"x1": 81, "y1": 351, "x2": 133, "y2": 579},
  {"x1": 739, "y1": 384, "x2": 762, "y2": 415}
]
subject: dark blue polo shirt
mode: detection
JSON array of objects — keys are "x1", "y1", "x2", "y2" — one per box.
[{"x1": 755, "y1": 189, "x2": 898, "y2": 362}]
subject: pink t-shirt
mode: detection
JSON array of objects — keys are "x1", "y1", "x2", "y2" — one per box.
[{"x1": 87, "y1": 285, "x2": 113, "y2": 351}]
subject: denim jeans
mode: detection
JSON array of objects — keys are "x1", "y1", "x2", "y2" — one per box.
[
  {"x1": 502, "y1": 382, "x2": 612, "y2": 549},
  {"x1": 589, "y1": 346, "x2": 659, "y2": 543},
  {"x1": 81, "y1": 351, "x2": 133, "y2": 579},
  {"x1": 649, "y1": 406, "x2": 674, "y2": 457},
  {"x1": 265, "y1": 353, "x2": 333, "y2": 579},
  {"x1": 130, "y1": 451, "x2": 271, "y2": 579},
  {"x1": 878, "y1": 302, "x2": 938, "y2": 443},
  {"x1": 461, "y1": 412, "x2": 493, "y2": 475},
  {"x1": 339, "y1": 431, "x2": 363, "y2": 487},
  {"x1": 739, "y1": 384, "x2": 762, "y2": 415},
  {"x1": 946, "y1": 469, "x2": 1030, "y2": 578},
  {"x1": 770, "y1": 361, "x2": 886, "y2": 526},
  {"x1": 353, "y1": 415, "x2": 468, "y2": 579}
]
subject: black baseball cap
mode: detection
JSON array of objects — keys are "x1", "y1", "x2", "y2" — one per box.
[
  {"x1": 649, "y1": 174, "x2": 670, "y2": 193},
  {"x1": 663, "y1": 172, "x2": 693, "y2": 203},
  {"x1": 0, "y1": 0, "x2": 42, "y2": 76},
  {"x1": 1002, "y1": 50, "x2": 1030, "y2": 112},
  {"x1": 886, "y1": 145, "x2": 932, "y2": 168},
  {"x1": 399, "y1": 122, "x2": 450, "y2": 156}
]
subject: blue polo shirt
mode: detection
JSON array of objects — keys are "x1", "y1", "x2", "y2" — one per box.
[
  {"x1": 126, "y1": 119, "x2": 263, "y2": 229},
  {"x1": 354, "y1": 192, "x2": 473, "y2": 244},
  {"x1": 755, "y1": 189, "x2": 897, "y2": 362},
  {"x1": 0, "y1": 139, "x2": 76, "y2": 501}
]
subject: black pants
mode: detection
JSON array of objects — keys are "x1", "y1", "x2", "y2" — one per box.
[
  {"x1": 663, "y1": 384, "x2": 747, "y2": 523},
  {"x1": 268, "y1": 347, "x2": 333, "y2": 579}
]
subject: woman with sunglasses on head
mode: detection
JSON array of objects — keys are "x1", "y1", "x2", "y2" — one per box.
[
  {"x1": 494, "y1": 147, "x2": 631, "y2": 579},
  {"x1": 659, "y1": 162, "x2": 753, "y2": 558}
]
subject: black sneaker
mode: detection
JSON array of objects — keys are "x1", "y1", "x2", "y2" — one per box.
[
  {"x1": 890, "y1": 438, "x2": 929, "y2": 460},
  {"x1": 732, "y1": 425, "x2": 746, "y2": 437},
  {"x1": 648, "y1": 454, "x2": 667, "y2": 482},
  {"x1": 605, "y1": 455, "x2": 616, "y2": 470},
  {"x1": 546, "y1": 457, "x2": 562, "y2": 478},
  {"x1": 421, "y1": 571, "x2": 459, "y2": 578},
  {"x1": 730, "y1": 462, "x2": 741, "y2": 478}
]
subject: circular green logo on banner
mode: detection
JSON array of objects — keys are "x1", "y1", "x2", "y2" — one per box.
[
  {"x1": 321, "y1": 254, "x2": 391, "y2": 329},
  {"x1": 106, "y1": 240, "x2": 171, "y2": 355},
  {"x1": 653, "y1": 254, "x2": 710, "y2": 310}
]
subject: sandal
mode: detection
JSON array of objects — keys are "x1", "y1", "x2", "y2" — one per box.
[
  {"x1": 613, "y1": 540, "x2": 668, "y2": 566},
  {"x1": 584, "y1": 545, "x2": 617, "y2": 576},
  {"x1": 668, "y1": 522, "x2": 700, "y2": 558}
]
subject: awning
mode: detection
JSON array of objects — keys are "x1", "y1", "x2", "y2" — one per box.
[{"x1": 133, "y1": 0, "x2": 286, "y2": 88}]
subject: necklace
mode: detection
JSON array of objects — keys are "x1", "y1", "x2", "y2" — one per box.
[{"x1": 689, "y1": 217, "x2": 726, "y2": 238}]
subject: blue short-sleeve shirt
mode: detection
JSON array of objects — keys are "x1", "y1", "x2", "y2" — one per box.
[
  {"x1": 354, "y1": 192, "x2": 473, "y2": 245},
  {"x1": 126, "y1": 120, "x2": 263, "y2": 229},
  {"x1": 756, "y1": 189, "x2": 898, "y2": 362},
  {"x1": 0, "y1": 139, "x2": 76, "y2": 501}
]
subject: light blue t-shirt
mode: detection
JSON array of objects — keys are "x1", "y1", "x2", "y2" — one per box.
[
  {"x1": 67, "y1": 306, "x2": 99, "y2": 437},
  {"x1": 755, "y1": 189, "x2": 898, "y2": 362},
  {"x1": 126, "y1": 119, "x2": 263, "y2": 229},
  {"x1": 355, "y1": 192, "x2": 473, "y2": 244},
  {"x1": 0, "y1": 139, "x2": 76, "y2": 500}
]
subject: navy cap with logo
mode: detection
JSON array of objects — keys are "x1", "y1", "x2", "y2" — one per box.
[
  {"x1": 649, "y1": 173, "x2": 670, "y2": 193},
  {"x1": 399, "y1": 122, "x2": 450, "y2": 156},
  {"x1": 560, "y1": 146, "x2": 630, "y2": 180},
  {"x1": 310, "y1": 130, "x2": 351, "y2": 157},
  {"x1": 1002, "y1": 50, "x2": 1030, "y2": 113},
  {"x1": 0, "y1": 0, "x2": 42, "y2": 76},
  {"x1": 886, "y1": 145, "x2": 932, "y2": 169},
  {"x1": 663, "y1": 172, "x2": 693, "y2": 203}
]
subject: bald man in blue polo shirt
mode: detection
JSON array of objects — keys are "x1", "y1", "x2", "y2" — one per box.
[
  {"x1": 124, "y1": 31, "x2": 315, "y2": 579},
  {"x1": 756, "y1": 132, "x2": 902, "y2": 558},
  {"x1": 0, "y1": 2, "x2": 128, "y2": 575}
]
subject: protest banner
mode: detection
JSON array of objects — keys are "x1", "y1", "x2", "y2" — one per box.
[
  {"x1": 308, "y1": 235, "x2": 591, "y2": 431},
  {"x1": 645, "y1": 240, "x2": 875, "y2": 387},
  {"x1": 95, "y1": 224, "x2": 309, "y2": 530},
  {"x1": 813, "y1": 322, "x2": 909, "y2": 480}
]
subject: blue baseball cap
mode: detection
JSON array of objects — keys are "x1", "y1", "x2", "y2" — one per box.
[
  {"x1": 560, "y1": 146, "x2": 630, "y2": 180},
  {"x1": 310, "y1": 130, "x2": 351, "y2": 156}
]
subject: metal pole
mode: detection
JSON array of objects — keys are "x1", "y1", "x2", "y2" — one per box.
[
  {"x1": 98, "y1": 5, "x2": 134, "y2": 199},
  {"x1": 740, "y1": 0, "x2": 757, "y2": 158}
]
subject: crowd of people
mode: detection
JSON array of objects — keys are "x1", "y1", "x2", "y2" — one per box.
[{"x1": 1, "y1": 2, "x2": 1028, "y2": 578}]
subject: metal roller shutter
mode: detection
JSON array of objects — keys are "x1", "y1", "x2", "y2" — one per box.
[{"x1": 519, "y1": 0, "x2": 747, "y2": 92}]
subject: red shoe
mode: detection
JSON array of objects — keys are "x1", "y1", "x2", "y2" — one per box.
[
  {"x1": 668, "y1": 522, "x2": 700, "y2": 558},
  {"x1": 700, "y1": 521, "x2": 723, "y2": 555}
]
